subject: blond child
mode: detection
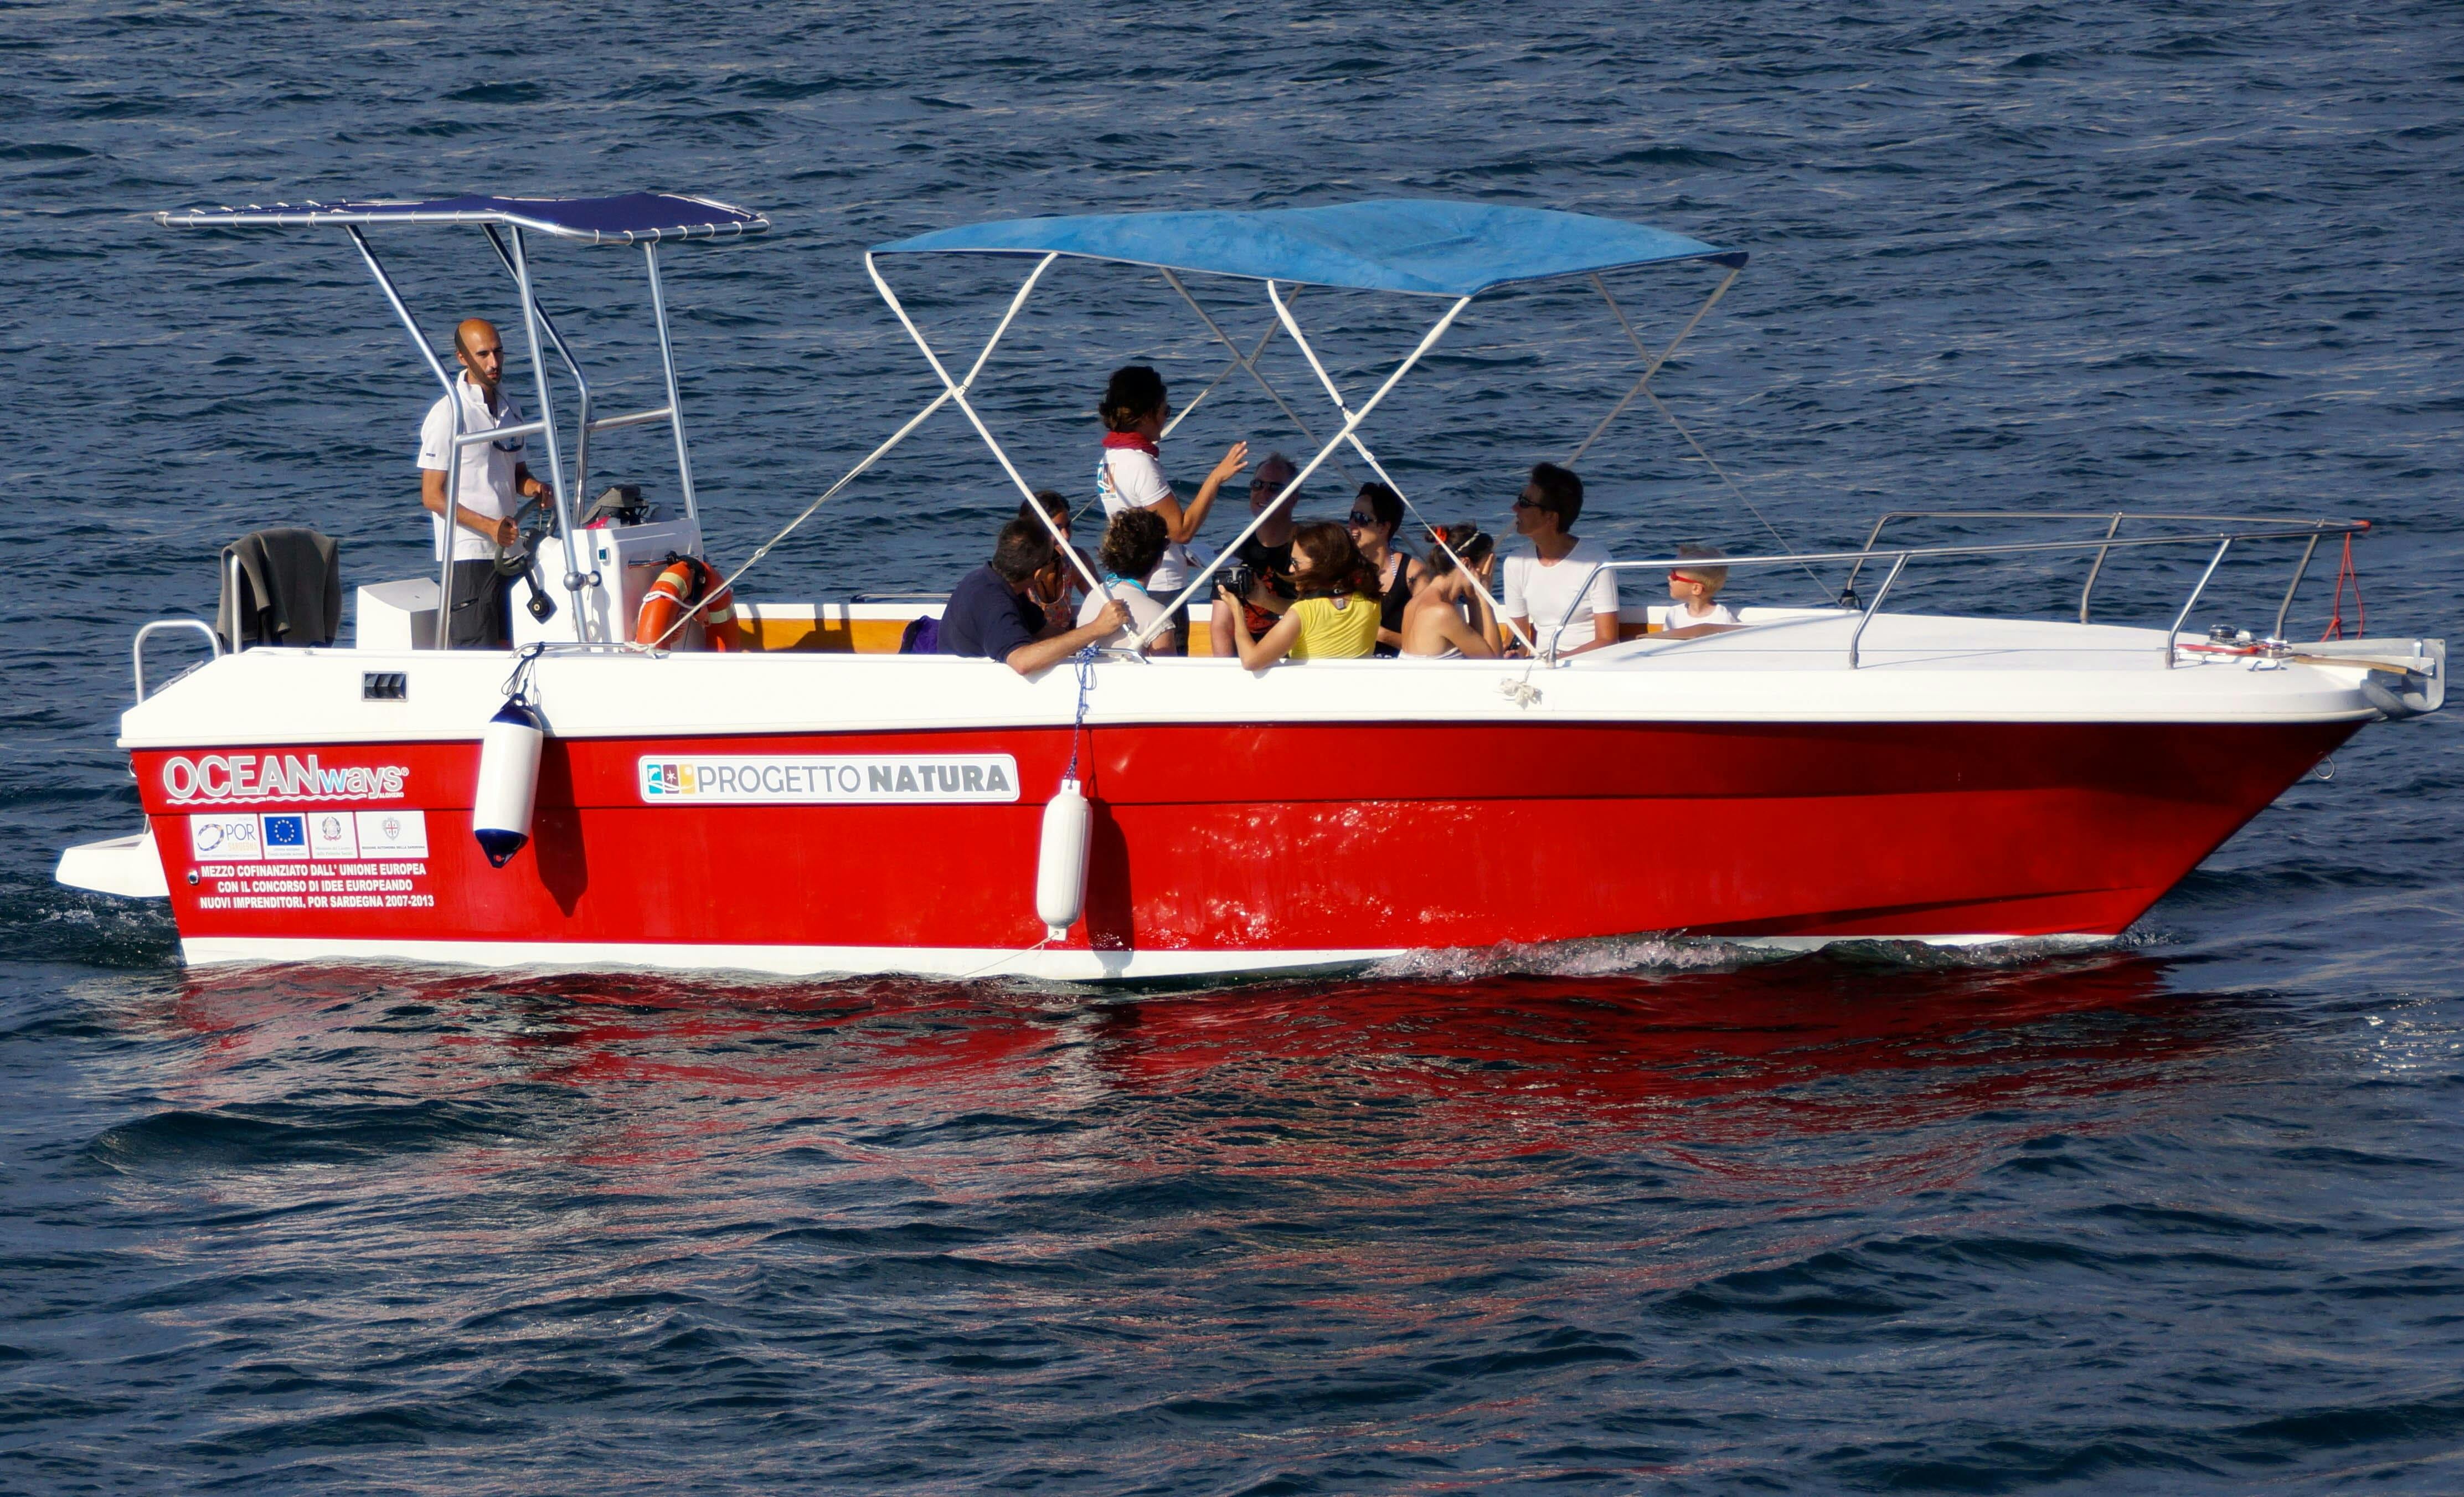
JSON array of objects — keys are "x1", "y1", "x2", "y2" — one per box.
[{"x1": 1662, "y1": 543, "x2": 1738, "y2": 637}]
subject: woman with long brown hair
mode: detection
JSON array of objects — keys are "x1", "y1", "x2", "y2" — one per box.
[{"x1": 1214, "y1": 520, "x2": 1382, "y2": 667}]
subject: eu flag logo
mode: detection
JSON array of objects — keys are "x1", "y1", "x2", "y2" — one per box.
[{"x1": 261, "y1": 814, "x2": 308, "y2": 863}]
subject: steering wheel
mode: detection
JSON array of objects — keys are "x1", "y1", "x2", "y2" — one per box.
[{"x1": 492, "y1": 491, "x2": 560, "y2": 578}]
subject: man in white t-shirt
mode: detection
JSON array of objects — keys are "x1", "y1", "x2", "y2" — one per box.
[
  {"x1": 415, "y1": 318, "x2": 551, "y2": 647},
  {"x1": 1500, "y1": 462, "x2": 1621, "y2": 658}
]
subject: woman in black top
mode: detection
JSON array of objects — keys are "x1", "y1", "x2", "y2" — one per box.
[{"x1": 1347, "y1": 482, "x2": 1420, "y2": 657}]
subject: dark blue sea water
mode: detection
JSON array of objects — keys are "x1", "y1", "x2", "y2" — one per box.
[{"x1": 7, "y1": 2, "x2": 2463, "y2": 1490}]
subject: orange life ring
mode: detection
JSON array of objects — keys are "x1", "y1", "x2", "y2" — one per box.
[{"x1": 633, "y1": 557, "x2": 740, "y2": 652}]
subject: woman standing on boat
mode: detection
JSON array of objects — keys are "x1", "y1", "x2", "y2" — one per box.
[{"x1": 1094, "y1": 365, "x2": 1248, "y2": 606}]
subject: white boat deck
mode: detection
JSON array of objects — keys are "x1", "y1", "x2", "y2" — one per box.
[{"x1": 111, "y1": 604, "x2": 2441, "y2": 751}]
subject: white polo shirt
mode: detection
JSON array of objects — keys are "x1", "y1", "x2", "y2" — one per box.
[{"x1": 416, "y1": 375, "x2": 527, "y2": 562}]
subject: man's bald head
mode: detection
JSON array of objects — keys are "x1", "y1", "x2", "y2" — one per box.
[
  {"x1": 1250, "y1": 450, "x2": 1300, "y2": 546},
  {"x1": 453, "y1": 318, "x2": 507, "y2": 394}
]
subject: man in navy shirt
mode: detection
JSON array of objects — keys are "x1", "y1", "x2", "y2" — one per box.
[{"x1": 941, "y1": 518, "x2": 1130, "y2": 675}]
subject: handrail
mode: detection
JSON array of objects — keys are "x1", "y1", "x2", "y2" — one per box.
[
  {"x1": 133, "y1": 619, "x2": 222, "y2": 704},
  {"x1": 1838, "y1": 509, "x2": 2359, "y2": 599},
  {"x1": 1846, "y1": 552, "x2": 1910, "y2": 670},
  {"x1": 1545, "y1": 515, "x2": 2367, "y2": 671},
  {"x1": 2079, "y1": 511, "x2": 2125, "y2": 624},
  {"x1": 451, "y1": 417, "x2": 548, "y2": 446},
  {"x1": 585, "y1": 404, "x2": 677, "y2": 434},
  {"x1": 2161, "y1": 538, "x2": 2234, "y2": 668},
  {"x1": 2274, "y1": 533, "x2": 2324, "y2": 641}
]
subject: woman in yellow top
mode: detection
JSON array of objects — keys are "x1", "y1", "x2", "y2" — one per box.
[{"x1": 1215, "y1": 521, "x2": 1382, "y2": 667}]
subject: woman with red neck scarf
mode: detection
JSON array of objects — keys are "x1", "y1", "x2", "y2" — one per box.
[{"x1": 1094, "y1": 364, "x2": 1249, "y2": 603}]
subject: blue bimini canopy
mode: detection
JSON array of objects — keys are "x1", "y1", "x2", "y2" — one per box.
[
  {"x1": 872, "y1": 199, "x2": 1743, "y2": 298},
  {"x1": 156, "y1": 192, "x2": 767, "y2": 245}
]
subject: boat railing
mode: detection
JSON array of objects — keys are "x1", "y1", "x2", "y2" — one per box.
[
  {"x1": 132, "y1": 619, "x2": 222, "y2": 704},
  {"x1": 1841, "y1": 510, "x2": 2355, "y2": 632},
  {"x1": 1551, "y1": 513, "x2": 2369, "y2": 671}
]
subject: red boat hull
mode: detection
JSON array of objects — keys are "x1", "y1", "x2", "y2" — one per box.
[{"x1": 135, "y1": 717, "x2": 2354, "y2": 970}]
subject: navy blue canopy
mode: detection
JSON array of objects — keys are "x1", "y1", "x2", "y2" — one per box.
[
  {"x1": 873, "y1": 199, "x2": 1742, "y2": 297},
  {"x1": 156, "y1": 192, "x2": 767, "y2": 245}
]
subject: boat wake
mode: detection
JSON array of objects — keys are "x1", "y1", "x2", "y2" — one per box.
[{"x1": 1364, "y1": 930, "x2": 2138, "y2": 982}]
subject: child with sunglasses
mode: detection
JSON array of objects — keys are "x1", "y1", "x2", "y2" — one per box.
[{"x1": 1662, "y1": 544, "x2": 1739, "y2": 637}]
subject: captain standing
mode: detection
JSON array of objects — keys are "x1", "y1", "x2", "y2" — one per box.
[{"x1": 416, "y1": 318, "x2": 552, "y2": 648}]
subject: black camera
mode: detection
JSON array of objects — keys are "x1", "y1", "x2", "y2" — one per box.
[{"x1": 1220, "y1": 562, "x2": 1255, "y2": 601}]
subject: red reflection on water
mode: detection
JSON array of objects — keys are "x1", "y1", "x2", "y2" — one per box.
[
  {"x1": 1100, "y1": 953, "x2": 2192, "y2": 1114},
  {"x1": 150, "y1": 950, "x2": 2219, "y2": 1179},
  {"x1": 131, "y1": 951, "x2": 2244, "y2": 1304}
]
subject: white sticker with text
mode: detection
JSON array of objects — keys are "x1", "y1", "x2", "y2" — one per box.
[{"x1": 638, "y1": 754, "x2": 1020, "y2": 805}]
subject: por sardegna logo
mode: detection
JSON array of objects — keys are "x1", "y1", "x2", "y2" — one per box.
[{"x1": 161, "y1": 753, "x2": 408, "y2": 804}]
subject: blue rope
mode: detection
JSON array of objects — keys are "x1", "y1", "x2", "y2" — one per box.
[
  {"x1": 1063, "y1": 645, "x2": 1097, "y2": 782},
  {"x1": 499, "y1": 642, "x2": 547, "y2": 708}
]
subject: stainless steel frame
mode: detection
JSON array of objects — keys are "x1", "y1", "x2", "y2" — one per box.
[
  {"x1": 156, "y1": 198, "x2": 766, "y2": 245},
  {"x1": 133, "y1": 619, "x2": 222, "y2": 704},
  {"x1": 482, "y1": 226, "x2": 589, "y2": 613},
  {"x1": 1840, "y1": 511, "x2": 2363, "y2": 635},
  {"x1": 346, "y1": 227, "x2": 466, "y2": 650},
  {"x1": 1561, "y1": 514, "x2": 2368, "y2": 671},
  {"x1": 644, "y1": 243, "x2": 698, "y2": 520},
  {"x1": 184, "y1": 207, "x2": 743, "y2": 649}
]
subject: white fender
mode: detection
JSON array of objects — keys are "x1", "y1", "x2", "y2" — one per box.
[
  {"x1": 1035, "y1": 777, "x2": 1091, "y2": 942},
  {"x1": 473, "y1": 698, "x2": 546, "y2": 868}
]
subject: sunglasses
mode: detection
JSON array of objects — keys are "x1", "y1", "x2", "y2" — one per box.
[
  {"x1": 1346, "y1": 510, "x2": 1382, "y2": 527},
  {"x1": 1512, "y1": 495, "x2": 1544, "y2": 510}
]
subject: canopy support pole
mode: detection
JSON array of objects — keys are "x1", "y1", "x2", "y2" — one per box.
[
  {"x1": 643, "y1": 242, "x2": 700, "y2": 521},
  {"x1": 1589, "y1": 272, "x2": 1826, "y2": 595},
  {"x1": 482, "y1": 225, "x2": 591, "y2": 630},
  {"x1": 1264, "y1": 281, "x2": 1535, "y2": 659},
  {"x1": 1564, "y1": 269, "x2": 1734, "y2": 465},
  {"x1": 642, "y1": 393, "x2": 955, "y2": 650},
  {"x1": 346, "y1": 226, "x2": 465, "y2": 651},
  {"x1": 1157, "y1": 275, "x2": 1279, "y2": 434},
  {"x1": 1135, "y1": 294, "x2": 1475, "y2": 650},
  {"x1": 865, "y1": 251, "x2": 1103, "y2": 596},
  {"x1": 506, "y1": 227, "x2": 584, "y2": 632},
  {"x1": 637, "y1": 253, "x2": 1070, "y2": 650},
  {"x1": 1156, "y1": 272, "x2": 1353, "y2": 484}
]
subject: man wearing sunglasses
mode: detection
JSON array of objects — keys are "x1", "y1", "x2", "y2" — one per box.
[
  {"x1": 415, "y1": 318, "x2": 553, "y2": 648},
  {"x1": 1501, "y1": 462, "x2": 1620, "y2": 658},
  {"x1": 1209, "y1": 451, "x2": 1302, "y2": 655}
]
